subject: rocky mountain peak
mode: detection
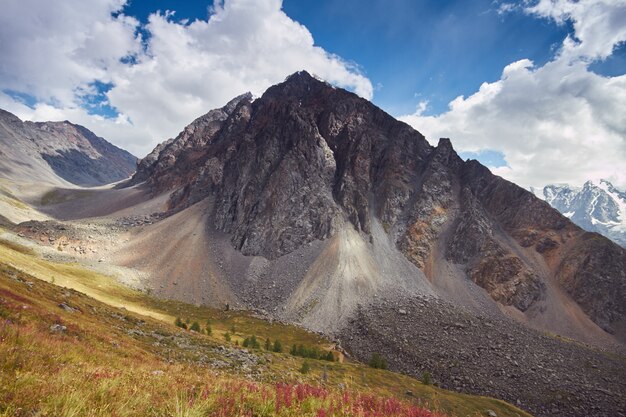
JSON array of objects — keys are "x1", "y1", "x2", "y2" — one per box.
[
  {"x1": 437, "y1": 137, "x2": 453, "y2": 148},
  {"x1": 283, "y1": 70, "x2": 325, "y2": 86},
  {"x1": 132, "y1": 74, "x2": 625, "y2": 338},
  {"x1": 429, "y1": 137, "x2": 461, "y2": 166},
  {"x1": 224, "y1": 92, "x2": 253, "y2": 113},
  {"x1": 0, "y1": 108, "x2": 22, "y2": 124}
]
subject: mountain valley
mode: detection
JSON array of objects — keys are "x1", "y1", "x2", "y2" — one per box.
[{"x1": 0, "y1": 72, "x2": 625, "y2": 417}]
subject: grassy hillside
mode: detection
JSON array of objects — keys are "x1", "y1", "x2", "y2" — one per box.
[{"x1": 0, "y1": 234, "x2": 531, "y2": 416}]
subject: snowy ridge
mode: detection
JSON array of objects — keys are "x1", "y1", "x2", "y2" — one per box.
[
  {"x1": 540, "y1": 180, "x2": 626, "y2": 247},
  {"x1": 595, "y1": 180, "x2": 626, "y2": 233}
]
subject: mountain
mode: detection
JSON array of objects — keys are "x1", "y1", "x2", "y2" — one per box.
[
  {"x1": 130, "y1": 71, "x2": 626, "y2": 346},
  {"x1": 6, "y1": 71, "x2": 624, "y2": 417},
  {"x1": 0, "y1": 109, "x2": 136, "y2": 186},
  {"x1": 541, "y1": 180, "x2": 626, "y2": 248}
]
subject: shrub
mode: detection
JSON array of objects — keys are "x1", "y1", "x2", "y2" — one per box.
[
  {"x1": 190, "y1": 321, "x2": 201, "y2": 332},
  {"x1": 243, "y1": 335, "x2": 260, "y2": 349},
  {"x1": 368, "y1": 353, "x2": 387, "y2": 370},
  {"x1": 204, "y1": 324, "x2": 212, "y2": 335},
  {"x1": 273, "y1": 339, "x2": 283, "y2": 353},
  {"x1": 300, "y1": 361, "x2": 311, "y2": 374},
  {"x1": 224, "y1": 332, "x2": 231, "y2": 342},
  {"x1": 174, "y1": 317, "x2": 187, "y2": 329},
  {"x1": 288, "y1": 344, "x2": 333, "y2": 360},
  {"x1": 421, "y1": 371, "x2": 431, "y2": 385},
  {"x1": 298, "y1": 345, "x2": 317, "y2": 359}
]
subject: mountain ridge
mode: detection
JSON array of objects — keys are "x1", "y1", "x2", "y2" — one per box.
[
  {"x1": 130, "y1": 71, "x2": 625, "y2": 344},
  {"x1": 539, "y1": 179, "x2": 626, "y2": 248},
  {"x1": 0, "y1": 108, "x2": 137, "y2": 186}
]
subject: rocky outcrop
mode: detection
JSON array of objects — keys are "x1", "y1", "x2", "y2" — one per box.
[
  {"x1": 132, "y1": 71, "x2": 626, "y2": 338},
  {"x1": 0, "y1": 109, "x2": 136, "y2": 186},
  {"x1": 554, "y1": 232, "x2": 626, "y2": 333},
  {"x1": 128, "y1": 93, "x2": 252, "y2": 191},
  {"x1": 457, "y1": 161, "x2": 625, "y2": 333}
]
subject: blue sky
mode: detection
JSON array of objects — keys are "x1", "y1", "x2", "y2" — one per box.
[
  {"x1": 284, "y1": 0, "x2": 571, "y2": 115},
  {"x1": 1, "y1": 0, "x2": 625, "y2": 188},
  {"x1": 123, "y1": 0, "x2": 571, "y2": 115}
]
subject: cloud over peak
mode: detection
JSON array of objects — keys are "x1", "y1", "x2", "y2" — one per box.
[
  {"x1": 401, "y1": 0, "x2": 626, "y2": 189},
  {"x1": 0, "y1": 0, "x2": 372, "y2": 157}
]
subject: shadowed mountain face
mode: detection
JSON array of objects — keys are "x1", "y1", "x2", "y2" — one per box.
[
  {"x1": 132, "y1": 71, "x2": 625, "y2": 341},
  {"x1": 0, "y1": 109, "x2": 136, "y2": 186}
]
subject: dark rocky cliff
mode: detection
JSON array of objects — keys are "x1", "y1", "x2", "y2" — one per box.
[{"x1": 132, "y1": 71, "x2": 626, "y2": 338}]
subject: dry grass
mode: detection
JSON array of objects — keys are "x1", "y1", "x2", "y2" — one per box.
[
  {"x1": 0, "y1": 186, "x2": 29, "y2": 210},
  {"x1": 0, "y1": 236, "x2": 531, "y2": 417}
]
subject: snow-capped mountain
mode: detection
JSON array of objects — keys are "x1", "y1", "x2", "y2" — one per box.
[{"x1": 540, "y1": 180, "x2": 626, "y2": 248}]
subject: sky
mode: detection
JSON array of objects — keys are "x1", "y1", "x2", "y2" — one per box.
[{"x1": 0, "y1": 0, "x2": 625, "y2": 189}]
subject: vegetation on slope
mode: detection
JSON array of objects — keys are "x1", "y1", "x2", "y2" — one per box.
[{"x1": 0, "y1": 236, "x2": 530, "y2": 416}]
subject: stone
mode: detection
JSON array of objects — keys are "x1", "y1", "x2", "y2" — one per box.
[
  {"x1": 50, "y1": 324, "x2": 67, "y2": 333},
  {"x1": 58, "y1": 303, "x2": 76, "y2": 313}
]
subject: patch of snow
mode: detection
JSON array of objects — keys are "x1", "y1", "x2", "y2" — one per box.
[
  {"x1": 595, "y1": 179, "x2": 626, "y2": 231},
  {"x1": 542, "y1": 180, "x2": 626, "y2": 247}
]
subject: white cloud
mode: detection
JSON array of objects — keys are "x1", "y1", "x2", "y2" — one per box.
[
  {"x1": 497, "y1": 2, "x2": 518, "y2": 16},
  {"x1": 0, "y1": 91, "x2": 153, "y2": 157},
  {"x1": 401, "y1": 0, "x2": 626, "y2": 189},
  {"x1": 526, "y1": 0, "x2": 626, "y2": 61},
  {"x1": 0, "y1": 0, "x2": 140, "y2": 105},
  {"x1": 0, "y1": 0, "x2": 372, "y2": 157}
]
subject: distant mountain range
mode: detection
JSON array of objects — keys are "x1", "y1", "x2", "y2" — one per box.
[
  {"x1": 533, "y1": 180, "x2": 626, "y2": 248},
  {"x1": 0, "y1": 109, "x2": 136, "y2": 186}
]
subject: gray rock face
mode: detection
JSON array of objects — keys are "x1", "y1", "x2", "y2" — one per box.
[
  {"x1": 0, "y1": 109, "x2": 136, "y2": 186},
  {"x1": 129, "y1": 93, "x2": 252, "y2": 189},
  {"x1": 132, "y1": 71, "x2": 626, "y2": 338}
]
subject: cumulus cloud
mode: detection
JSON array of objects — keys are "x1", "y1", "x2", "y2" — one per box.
[
  {"x1": 401, "y1": 0, "x2": 626, "y2": 189},
  {"x1": 106, "y1": 0, "x2": 372, "y2": 153},
  {"x1": 0, "y1": 0, "x2": 140, "y2": 105},
  {"x1": 526, "y1": 0, "x2": 626, "y2": 61},
  {"x1": 0, "y1": 0, "x2": 372, "y2": 157}
]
